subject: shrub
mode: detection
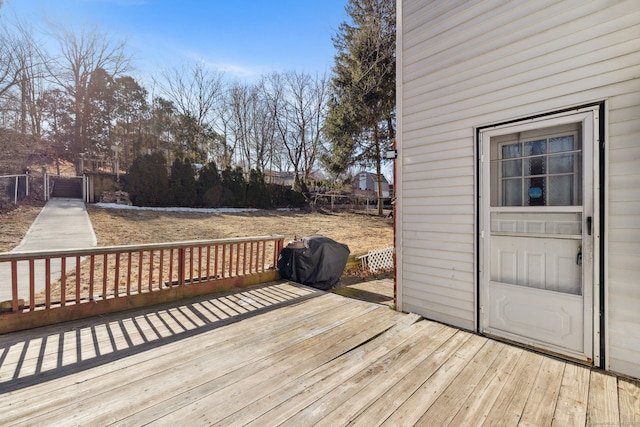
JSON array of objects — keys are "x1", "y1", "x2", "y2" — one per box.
[
  {"x1": 197, "y1": 161, "x2": 223, "y2": 207},
  {"x1": 246, "y1": 169, "x2": 270, "y2": 209},
  {"x1": 267, "y1": 183, "x2": 306, "y2": 209},
  {"x1": 221, "y1": 166, "x2": 246, "y2": 207},
  {"x1": 126, "y1": 152, "x2": 169, "y2": 206},
  {"x1": 169, "y1": 157, "x2": 197, "y2": 206}
]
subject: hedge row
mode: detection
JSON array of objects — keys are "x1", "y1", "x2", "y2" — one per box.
[{"x1": 125, "y1": 153, "x2": 306, "y2": 209}]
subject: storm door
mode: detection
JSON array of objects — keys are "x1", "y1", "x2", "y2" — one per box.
[{"x1": 479, "y1": 109, "x2": 598, "y2": 363}]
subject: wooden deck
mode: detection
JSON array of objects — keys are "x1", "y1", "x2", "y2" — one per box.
[{"x1": 1, "y1": 280, "x2": 639, "y2": 426}]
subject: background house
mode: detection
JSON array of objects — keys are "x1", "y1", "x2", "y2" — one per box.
[
  {"x1": 396, "y1": 0, "x2": 639, "y2": 379},
  {"x1": 356, "y1": 171, "x2": 391, "y2": 198}
]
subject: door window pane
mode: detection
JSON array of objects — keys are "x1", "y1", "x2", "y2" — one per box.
[
  {"x1": 549, "y1": 175, "x2": 573, "y2": 206},
  {"x1": 525, "y1": 156, "x2": 546, "y2": 175},
  {"x1": 526, "y1": 177, "x2": 545, "y2": 206},
  {"x1": 549, "y1": 135, "x2": 575, "y2": 153},
  {"x1": 502, "y1": 159, "x2": 521, "y2": 177},
  {"x1": 549, "y1": 153, "x2": 574, "y2": 174},
  {"x1": 524, "y1": 139, "x2": 546, "y2": 156},
  {"x1": 503, "y1": 179, "x2": 522, "y2": 206},
  {"x1": 502, "y1": 143, "x2": 521, "y2": 159}
]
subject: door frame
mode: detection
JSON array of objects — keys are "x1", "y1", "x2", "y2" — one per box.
[{"x1": 475, "y1": 103, "x2": 604, "y2": 367}]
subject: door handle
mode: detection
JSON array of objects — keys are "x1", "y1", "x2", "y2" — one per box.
[
  {"x1": 576, "y1": 244, "x2": 582, "y2": 266},
  {"x1": 587, "y1": 216, "x2": 592, "y2": 236}
]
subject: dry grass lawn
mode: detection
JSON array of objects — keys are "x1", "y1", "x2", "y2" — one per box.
[
  {"x1": 0, "y1": 204, "x2": 44, "y2": 252},
  {"x1": 86, "y1": 205, "x2": 394, "y2": 256},
  {"x1": 1, "y1": 204, "x2": 394, "y2": 256}
]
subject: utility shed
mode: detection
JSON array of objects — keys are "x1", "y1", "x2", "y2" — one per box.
[{"x1": 396, "y1": 0, "x2": 640, "y2": 378}]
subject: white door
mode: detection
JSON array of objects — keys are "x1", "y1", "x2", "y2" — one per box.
[{"x1": 480, "y1": 109, "x2": 598, "y2": 363}]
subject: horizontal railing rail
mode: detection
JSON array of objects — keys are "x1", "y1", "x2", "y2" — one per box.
[{"x1": 0, "y1": 235, "x2": 285, "y2": 332}]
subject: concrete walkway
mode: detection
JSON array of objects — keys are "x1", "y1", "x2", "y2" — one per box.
[{"x1": 0, "y1": 198, "x2": 97, "y2": 301}]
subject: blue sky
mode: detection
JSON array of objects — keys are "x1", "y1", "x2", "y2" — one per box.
[{"x1": 3, "y1": 0, "x2": 349, "y2": 82}]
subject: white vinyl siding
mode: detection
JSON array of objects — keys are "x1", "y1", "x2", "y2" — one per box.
[
  {"x1": 397, "y1": 0, "x2": 640, "y2": 377},
  {"x1": 606, "y1": 88, "x2": 640, "y2": 378}
]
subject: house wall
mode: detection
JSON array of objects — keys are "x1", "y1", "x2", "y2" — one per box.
[{"x1": 397, "y1": 0, "x2": 640, "y2": 377}]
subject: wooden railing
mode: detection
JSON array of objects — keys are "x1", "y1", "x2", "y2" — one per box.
[{"x1": 0, "y1": 235, "x2": 285, "y2": 333}]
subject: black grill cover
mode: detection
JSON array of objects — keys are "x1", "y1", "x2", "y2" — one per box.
[{"x1": 277, "y1": 235, "x2": 350, "y2": 290}]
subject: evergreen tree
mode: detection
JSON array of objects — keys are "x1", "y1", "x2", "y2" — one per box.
[
  {"x1": 127, "y1": 152, "x2": 169, "y2": 207},
  {"x1": 324, "y1": 0, "x2": 395, "y2": 215},
  {"x1": 169, "y1": 157, "x2": 197, "y2": 206},
  {"x1": 197, "y1": 161, "x2": 223, "y2": 208},
  {"x1": 221, "y1": 166, "x2": 246, "y2": 207},
  {"x1": 246, "y1": 169, "x2": 270, "y2": 209}
]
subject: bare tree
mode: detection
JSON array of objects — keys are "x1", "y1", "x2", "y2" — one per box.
[
  {"x1": 45, "y1": 24, "x2": 130, "y2": 164},
  {"x1": 264, "y1": 71, "x2": 328, "y2": 187},
  {"x1": 154, "y1": 60, "x2": 225, "y2": 162},
  {"x1": 12, "y1": 20, "x2": 47, "y2": 138},
  {"x1": 0, "y1": 22, "x2": 21, "y2": 101},
  {"x1": 262, "y1": 72, "x2": 291, "y2": 175},
  {"x1": 252, "y1": 80, "x2": 279, "y2": 173},
  {"x1": 227, "y1": 81, "x2": 254, "y2": 170}
]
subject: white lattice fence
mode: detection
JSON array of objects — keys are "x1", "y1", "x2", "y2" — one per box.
[{"x1": 359, "y1": 247, "x2": 394, "y2": 272}]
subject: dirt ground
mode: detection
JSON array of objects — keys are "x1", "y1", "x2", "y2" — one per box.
[{"x1": 86, "y1": 206, "x2": 394, "y2": 256}]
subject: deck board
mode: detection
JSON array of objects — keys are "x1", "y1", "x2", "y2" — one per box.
[
  {"x1": 482, "y1": 349, "x2": 544, "y2": 426},
  {"x1": 619, "y1": 377, "x2": 640, "y2": 425},
  {"x1": 552, "y1": 362, "x2": 590, "y2": 427},
  {"x1": 1, "y1": 280, "x2": 639, "y2": 426},
  {"x1": 588, "y1": 370, "x2": 621, "y2": 426},
  {"x1": 519, "y1": 357, "x2": 565, "y2": 426}
]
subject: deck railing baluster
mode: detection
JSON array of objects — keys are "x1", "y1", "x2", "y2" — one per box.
[
  {"x1": 149, "y1": 250, "x2": 154, "y2": 291},
  {"x1": 89, "y1": 255, "x2": 95, "y2": 301},
  {"x1": 45, "y1": 258, "x2": 51, "y2": 309},
  {"x1": 11, "y1": 260, "x2": 18, "y2": 312},
  {"x1": 197, "y1": 247, "x2": 202, "y2": 283},
  {"x1": 75, "y1": 256, "x2": 81, "y2": 304},
  {"x1": 168, "y1": 249, "x2": 174, "y2": 288},
  {"x1": 158, "y1": 250, "x2": 164, "y2": 291},
  {"x1": 29, "y1": 259, "x2": 35, "y2": 309},
  {"x1": 60, "y1": 257, "x2": 66, "y2": 306},
  {"x1": 127, "y1": 252, "x2": 132, "y2": 295},
  {"x1": 114, "y1": 253, "x2": 120, "y2": 298},
  {"x1": 138, "y1": 252, "x2": 143, "y2": 293},
  {"x1": 214, "y1": 245, "x2": 219, "y2": 279},
  {"x1": 189, "y1": 246, "x2": 193, "y2": 285},
  {"x1": 102, "y1": 254, "x2": 108, "y2": 299},
  {"x1": 178, "y1": 248, "x2": 185, "y2": 286}
]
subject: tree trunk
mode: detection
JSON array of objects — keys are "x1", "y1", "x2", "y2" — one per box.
[{"x1": 375, "y1": 126, "x2": 384, "y2": 216}]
